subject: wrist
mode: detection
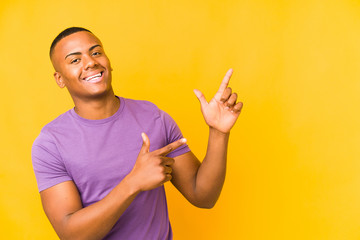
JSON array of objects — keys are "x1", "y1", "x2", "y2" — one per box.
[
  {"x1": 121, "y1": 174, "x2": 142, "y2": 197},
  {"x1": 209, "y1": 126, "x2": 230, "y2": 138}
]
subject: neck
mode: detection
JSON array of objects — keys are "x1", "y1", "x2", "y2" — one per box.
[{"x1": 72, "y1": 91, "x2": 120, "y2": 120}]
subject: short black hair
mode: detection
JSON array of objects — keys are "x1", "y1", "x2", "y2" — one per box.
[{"x1": 50, "y1": 27, "x2": 92, "y2": 58}]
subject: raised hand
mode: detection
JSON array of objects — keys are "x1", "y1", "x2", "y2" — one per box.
[
  {"x1": 126, "y1": 133, "x2": 187, "y2": 192},
  {"x1": 194, "y1": 69, "x2": 243, "y2": 134}
]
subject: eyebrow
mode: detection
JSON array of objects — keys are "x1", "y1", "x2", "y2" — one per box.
[{"x1": 64, "y1": 44, "x2": 102, "y2": 60}]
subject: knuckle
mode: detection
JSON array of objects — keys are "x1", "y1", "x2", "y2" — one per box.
[
  {"x1": 157, "y1": 157, "x2": 164, "y2": 164},
  {"x1": 234, "y1": 105, "x2": 243, "y2": 112},
  {"x1": 153, "y1": 157, "x2": 162, "y2": 165},
  {"x1": 160, "y1": 174, "x2": 167, "y2": 182},
  {"x1": 160, "y1": 146, "x2": 172, "y2": 155},
  {"x1": 220, "y1": 94, "x2": 227, "y2": 100},
  {"x1": 173, "y1": 142, "x2": 181, "y2": 149}
]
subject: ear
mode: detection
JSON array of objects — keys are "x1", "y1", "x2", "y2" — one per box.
[{"x1": 54, "y1": 72, "x2": 66, "y2": 88}]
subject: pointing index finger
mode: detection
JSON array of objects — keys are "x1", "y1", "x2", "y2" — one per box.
[
  {"x1": 155, "y1": 138, "x2": 187, "y2": 156},
  {"x1": 215, "y1": 69, "x2": 233, "y2": 100}
]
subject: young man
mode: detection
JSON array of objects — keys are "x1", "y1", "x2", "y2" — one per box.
[{"x1": 32, "y1": 27, "x2": 243, "y2": 240}]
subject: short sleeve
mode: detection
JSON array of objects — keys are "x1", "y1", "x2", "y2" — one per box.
[
  {"x1": 31, "y1": 132, "x2": 72, "y2": 192},
  {"x1": 159, "y1": 110, "x2": 191, "y2": 158}
]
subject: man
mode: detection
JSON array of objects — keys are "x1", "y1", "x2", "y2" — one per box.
[{"x1": 32, "y1": 27, "x2": 243, "y2": 240}]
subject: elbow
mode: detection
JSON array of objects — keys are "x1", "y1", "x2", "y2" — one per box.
[
  {"x1": 59, "y1": 233, "x2": 95, "y2": 240},
  {"x1": 192, "y1": 199, "x2": 217, "y2": 209},
  {"x1": 188, "y1": 192, "x2": 221, "y2": 209},
  {"x1": 198, "y1": 204, "x2": 215, "y2": 209}
]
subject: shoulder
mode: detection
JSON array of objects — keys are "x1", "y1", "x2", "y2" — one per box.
[
  {"x1": 122, "y1": 98, "x2": 159, "y2": 111},
  {"x1": 44, "y1": 110, "x2": 73, "y2": 129},
  {"x1": 122, "y1": 97, "x2": 177, "y2": 122},
  {"x1": 121, "y1": 98, "x2": 163, "y2": 118},
  {"x1": 33, "y1": 110, "x2": 72, "y2": 148}
]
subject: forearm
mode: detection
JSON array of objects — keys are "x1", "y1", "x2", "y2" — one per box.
[
  {"x1": 47, "y1": 134, "x2": 185, "y2": 240},
  {"x1": 193, "y1": 127, "x2": 229, "y2": 208},
  {"x1": 59, "y1": 178, "x2": 139, "y2": 240},
  {"x1": 177, "y1": 68, "x2": 241, "y2": 208}
]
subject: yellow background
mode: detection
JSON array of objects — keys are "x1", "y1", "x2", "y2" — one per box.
[{"x1": 1, "y1": 0, "x2": 360, "y2": 239}]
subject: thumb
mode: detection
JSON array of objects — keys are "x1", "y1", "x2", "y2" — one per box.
[
  {"x1": 193, "y1": 89, "x2": 208, "y2": 108},
  {"x1": 140, "y1": 132, "x2": 150, "y2": 154}
]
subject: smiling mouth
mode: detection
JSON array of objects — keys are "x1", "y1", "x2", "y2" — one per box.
[{"x1": 83, "y1": 71, "x2": 104, "y2": 82}]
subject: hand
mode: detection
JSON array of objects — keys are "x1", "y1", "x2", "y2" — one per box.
[
  {"x1": 126, "y1": 133, "x2": 187, "y2": 192},
  {"x1": 194, "y1": 69, "x2": 243, "y2": 134}
]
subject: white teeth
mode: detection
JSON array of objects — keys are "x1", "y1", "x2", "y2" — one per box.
[{"x1": 85, "y1": 73, "x2": 102, "y2": 81}]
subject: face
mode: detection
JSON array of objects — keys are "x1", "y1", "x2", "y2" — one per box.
[{"x1": 51, "y1": 31, "x2": 113, "y2": 100}]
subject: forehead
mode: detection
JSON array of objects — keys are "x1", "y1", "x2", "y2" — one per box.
[{"x1": 53, "y1": 31, "x2": 102, "y2": 59}]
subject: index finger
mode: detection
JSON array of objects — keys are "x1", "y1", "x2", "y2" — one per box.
[
  {"x1": 154, "y1": 138, "x2": 187, "y2": 156},
  {"x1": 215, "y1": 69, "x2": 233, "y2": 100}
]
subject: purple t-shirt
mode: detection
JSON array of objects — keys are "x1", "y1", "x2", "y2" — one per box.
[{"x1": 32, "y1": 97, "x2": 190, "y2": 239}]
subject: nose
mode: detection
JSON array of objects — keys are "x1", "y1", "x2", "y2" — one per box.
[{"x1": 83, "y1": 54, "x2": 97, "y2": 70}]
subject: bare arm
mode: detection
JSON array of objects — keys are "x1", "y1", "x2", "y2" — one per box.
[
  {"x1": 40, "y1": 133, "x2": 186, "y2": 240},
  {"x1": 41, "y1": 179, "x2": 138, "y2": 240},
  {"x1": 171, "y1": 69, "x2": 243, "y2": 208}
]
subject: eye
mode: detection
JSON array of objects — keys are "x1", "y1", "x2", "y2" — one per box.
[
  {"x1": 92, "y1": 51, "x2": 101, "y2": 56},
  {"x1": 71, "y1": 58, "x2": 80, "y2": 64}
]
